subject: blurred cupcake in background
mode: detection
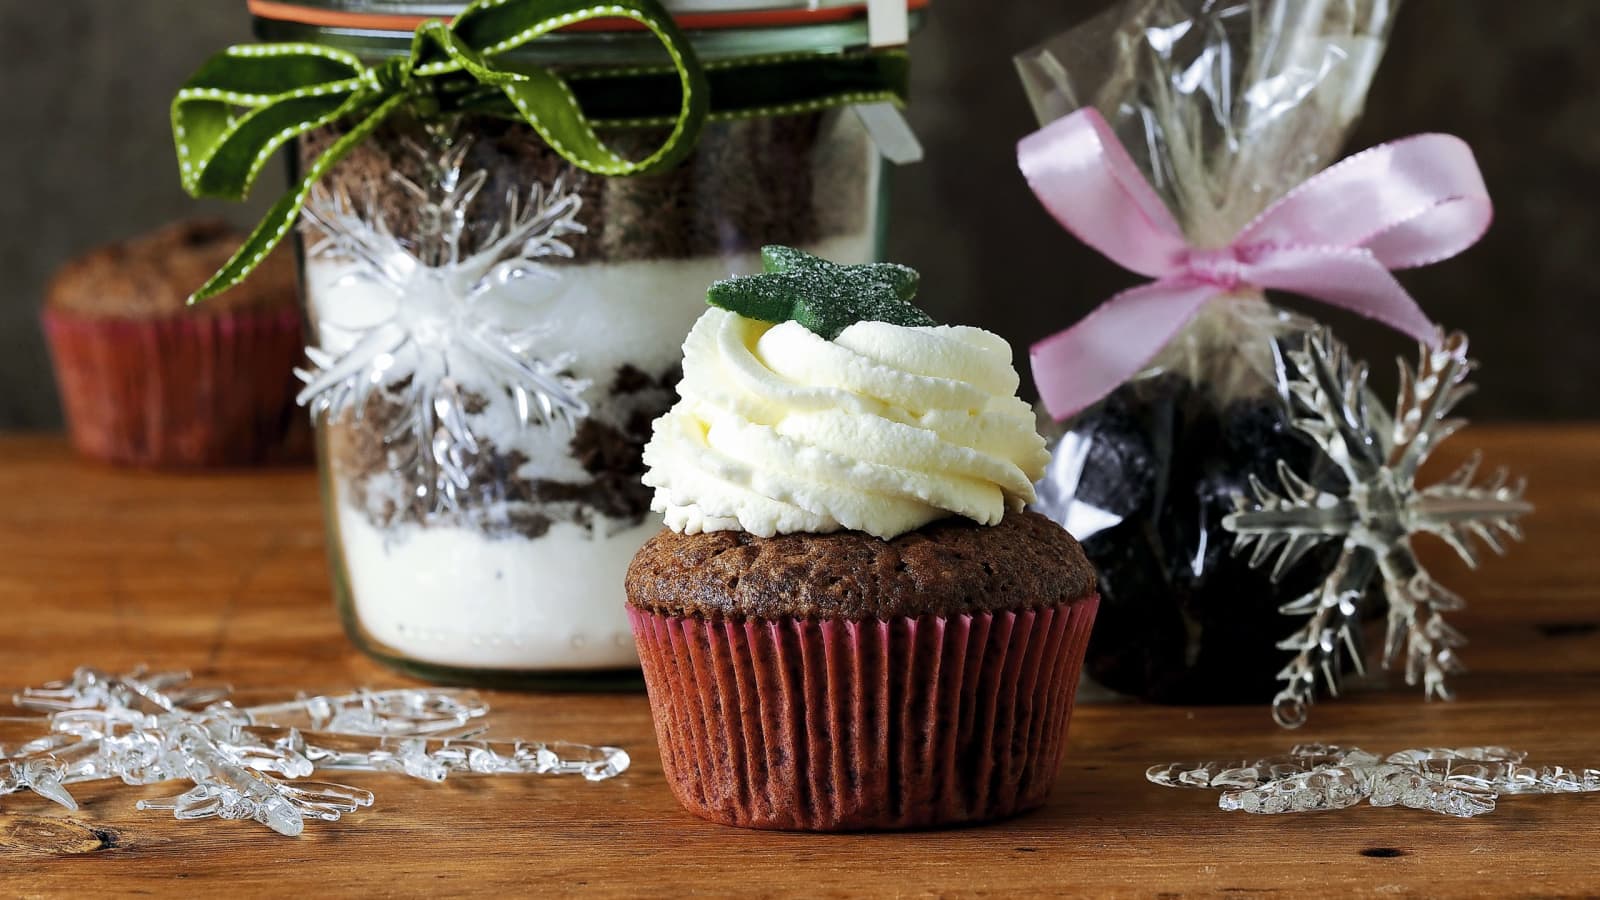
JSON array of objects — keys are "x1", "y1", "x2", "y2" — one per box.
[{"x1": 41, "y1": 219, "x2": 307, "y2": 467}]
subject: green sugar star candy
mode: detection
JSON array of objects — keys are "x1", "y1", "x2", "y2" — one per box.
[{"x1": 708, "y1": 245, "x2": 936, "y2": 340}]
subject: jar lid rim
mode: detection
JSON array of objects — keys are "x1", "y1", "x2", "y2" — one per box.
[{"x1": 248, "y1": 0, "x2": 928, "y2": 33}]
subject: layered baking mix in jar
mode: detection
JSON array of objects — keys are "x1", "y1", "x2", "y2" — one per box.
[{"x1": 207, "y1": 0, "x2": 925, "y2": 684}]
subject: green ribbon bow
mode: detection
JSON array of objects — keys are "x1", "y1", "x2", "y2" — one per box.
[{"x1": 174, "y1": 0, "x2": 711, "y2": 303}]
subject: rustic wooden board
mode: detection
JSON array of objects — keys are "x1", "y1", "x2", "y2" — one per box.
[{"x1": 0, "y1": 429, "x2": 1596, "y2": 897}]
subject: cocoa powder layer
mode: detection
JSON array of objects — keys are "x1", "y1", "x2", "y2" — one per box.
[
  {"x1": 626, "y1": 510, "x2": 1098, "y2": 620},
  {"x1": 299, "y1": 110, "x2": 871, "y2": 263}
]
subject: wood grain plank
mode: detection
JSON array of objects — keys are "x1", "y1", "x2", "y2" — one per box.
[{"x1": 0, "y1": 428, "x2": 1595, "y2": 898}]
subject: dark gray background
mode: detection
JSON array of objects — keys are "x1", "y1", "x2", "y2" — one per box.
[{"x1": 3, "y1": 1, "x2": 1595, "y2": 427}]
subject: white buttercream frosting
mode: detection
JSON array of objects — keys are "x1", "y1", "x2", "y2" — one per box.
[{"x1": 642, "y1": 307, "x2": 1050, "y2": 540}]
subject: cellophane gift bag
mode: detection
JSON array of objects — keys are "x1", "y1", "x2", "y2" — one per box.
[{"x1": 1016, "y1": 0, "x2": 1399, "y2": 703}]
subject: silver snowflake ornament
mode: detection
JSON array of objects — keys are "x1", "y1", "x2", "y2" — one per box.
[
  {"x1": 1149, "y1": 743, "x2": 1600, "y2": 818},
  {"x1": 296, "y1": 126, "x2": 591, "y2": 514},
  {"x1": 1223, "y1": 329, "x2": 1532, "y2": 728}
]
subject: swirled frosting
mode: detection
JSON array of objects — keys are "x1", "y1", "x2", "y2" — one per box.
[{"x1": 641, "y1": 307, "x2": 1049, "y2": 540}]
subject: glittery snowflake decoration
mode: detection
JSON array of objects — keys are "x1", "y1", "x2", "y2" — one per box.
[
  {"x1": 1223, "y1": 329, "x2": 1532, "y2": 728},
  {"x1": 1, "y1": 666, "x2": 629, "y2": 837},
  {"x1": 296, "y1": 126, "x2": 590, "y2": 513},
  {"x1": 1149, "y1": 743, "x2": 1600, "y2": 817}
]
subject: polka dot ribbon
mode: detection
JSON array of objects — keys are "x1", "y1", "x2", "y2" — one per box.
[{"x1": 172, "y1": 0, "x2": 712, "y2": 303}]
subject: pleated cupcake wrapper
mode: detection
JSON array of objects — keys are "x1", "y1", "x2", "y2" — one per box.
[
  {"x1": 41, "y1": 307, "x2": 307, "y2": 467},
  {"x1": 629, "y1": 595, "x2": 1099, "y2": 831}
]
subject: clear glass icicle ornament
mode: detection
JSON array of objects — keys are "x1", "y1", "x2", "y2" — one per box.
[
  {"x1": 1, "y1": 666, "x2": 629, "y2": 837},
  {"x1": 1149, "y1": 744, "x2": 1599, "y2": 818}
]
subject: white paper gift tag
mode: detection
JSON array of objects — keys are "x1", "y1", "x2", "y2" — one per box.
[
  {"x1": 867, "y1": 0, "x2": 909, "y2": 47},
  {"x1": 855, "y1": 101, "x2": 923, "y2": 164}
]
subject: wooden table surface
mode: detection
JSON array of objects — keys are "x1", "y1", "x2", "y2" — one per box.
[{"x1": 0, "y1": 428, "x2": 1596, "y2": 898}]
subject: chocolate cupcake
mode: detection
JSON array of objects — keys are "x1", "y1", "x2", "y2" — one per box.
[
  {"x1": 42, "y1": 219, "x2": 306, "y2": 467},
  {"x1": 626, "y1": 247, "x2": 1100, "y2": 831}
]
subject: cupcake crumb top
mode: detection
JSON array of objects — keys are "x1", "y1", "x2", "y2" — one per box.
[
  {"x1": 626, "y1": 510, "x2": 1096, "y2": 620},
  {"x1": 46, "y1": 219, "x2": 297, "y2": 319}
]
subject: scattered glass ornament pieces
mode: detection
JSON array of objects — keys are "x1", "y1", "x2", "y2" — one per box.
[
  {"x1": 1149, "y1": 744, "x2": 1599, "y2": 818},
  {"x1": 707, "y1": 244, "x2": 933, "y2": 340},
  {"x1": 1223, "y1": 330, "x2": 1533, "y2": 727},
  {"x1": 0, "y1": 666, "x2": 629, "y2": 837}
]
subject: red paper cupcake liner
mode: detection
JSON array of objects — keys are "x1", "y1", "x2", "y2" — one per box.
[
  {"x1": 629, "y1": 595, "x2": 1099, "y2": 831},
  {"x1": 41, "y1": 307, "x2": 308, "y2": 467}
]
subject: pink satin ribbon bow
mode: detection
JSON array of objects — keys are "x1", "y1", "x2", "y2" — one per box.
[{"x1": 1020, "y1": 107, "x2": 1492, "y2": 420}]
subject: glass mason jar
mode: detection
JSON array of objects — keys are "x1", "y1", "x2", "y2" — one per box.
[{"x1": 254, "y1": 0, "x2": 922, "y2": 685}]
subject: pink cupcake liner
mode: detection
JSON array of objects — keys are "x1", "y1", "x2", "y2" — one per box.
[
  {"x1": 41, "y1": 307, "x2": 308, "y2": 467},
  {"x1": 629, "y1": 595, "x2": 1099, "y2": 831}
]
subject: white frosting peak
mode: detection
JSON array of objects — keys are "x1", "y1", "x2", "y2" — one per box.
[{"x1": 641, "y1": 308, "x2": 1049, "y2": 540}]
